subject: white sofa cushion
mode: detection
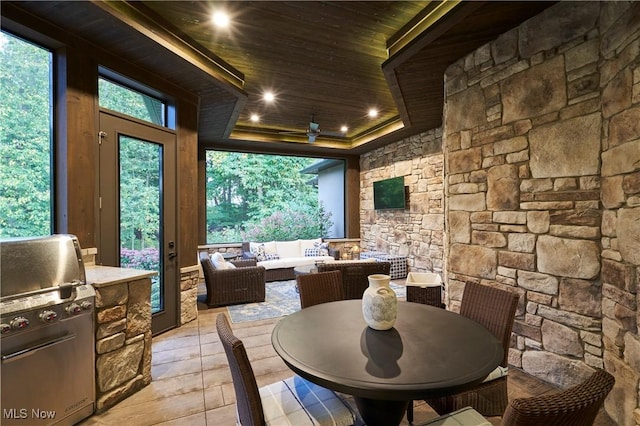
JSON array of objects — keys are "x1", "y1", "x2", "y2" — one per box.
[
  {"x1": 250, "y1": 241, "x2": 277, "y2": 255},
  {"x1": 275, "y1": 240, "x2": 302, "y2": 258},
  {"x1": 299, "y1": 238, "x2": 322, "y2": 252},
  {"x1": 258, "y1": 256, "x2": 334, "y2": 270}
]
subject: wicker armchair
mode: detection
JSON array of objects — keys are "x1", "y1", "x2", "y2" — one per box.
[
  {"x1": 215, "y1": 314, "x2": 359, "y2": 425},
  {"x1": 297, "y1": 270, "x2": 344, "y2": 309},
  {"x1": 317, "y1": 261, "x2": 391, "y2": 299},
  {"x1": 418, "y1": 369, "x2": 615, "y2": 426},
  {"x1": 199, "y1": 252, "x2": 265, "y2": 307},
  {"x1": 502, "y1": 369, "x2": 614, "y2": 426},
  {"x1": 424, "y1": 282, "x2": 520, "y2": 417}
]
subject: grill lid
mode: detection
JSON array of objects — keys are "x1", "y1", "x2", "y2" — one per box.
[{"x1": 0, "y1": 234, "x2": 86, "y2": 299}]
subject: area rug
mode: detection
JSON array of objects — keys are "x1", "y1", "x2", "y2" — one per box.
[{"x1": 227, "y1": 280, "x2": 406, "y2": 323}]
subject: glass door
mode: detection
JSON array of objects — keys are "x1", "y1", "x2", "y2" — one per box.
[{"x1": 99, "y1": 111, "x2": 177, "y2": 335}]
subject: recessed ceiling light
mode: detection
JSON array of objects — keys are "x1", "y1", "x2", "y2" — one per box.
[
  {"x1": 211, "y1": 11, "x2": 230, "y2": 28},
  {"x1": 250, "y1": 114, "x2": 260, "y2": 122},
  {"x1": 263, "y1": 91, "x2": 275, "y2": 103},
  {"x1": 368, "y1": 108, "x2": 378, "y2": 118},
  {"x1": 340, "y1": 125, "x2": 348, "y2": 133}
]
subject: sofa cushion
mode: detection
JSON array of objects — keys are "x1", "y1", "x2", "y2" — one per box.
[
  {"x1": 299, "y1": 238, "x2": 322, "y2": 252},
  {"x1": 275, "y1": 240, "x2": 301, "y2": 258},
  {"x1": 258, "y1": 256, "x2": 335, "y2": 270},
  {"x1": 250, "y1": 242, "x2": 278, "y2": 261}
]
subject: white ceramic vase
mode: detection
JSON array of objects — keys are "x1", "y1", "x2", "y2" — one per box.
[{"x1": 362, "y1": 274, "x2": 397, "y2": 330}]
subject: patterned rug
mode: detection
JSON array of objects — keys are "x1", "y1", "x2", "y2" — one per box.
[{"x1": 227, "y1": 279, "x2": 406, "y2": 323}]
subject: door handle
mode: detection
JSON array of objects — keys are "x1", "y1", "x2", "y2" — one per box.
[{"x1": 168, "y1": 251, "x2": 177, "y2": 260}]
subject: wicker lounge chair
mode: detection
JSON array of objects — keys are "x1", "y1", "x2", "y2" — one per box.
[
  {"x1": 317, "y1": 261, "x2": 391, "y2": 299},
  {"x1": 199, "y1": 251, "x2": 265, "y2": 307}
]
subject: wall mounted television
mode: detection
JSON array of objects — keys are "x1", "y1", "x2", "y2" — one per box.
[{"x1": 373, "y1": 176, "x2": 406, "y2": 210}]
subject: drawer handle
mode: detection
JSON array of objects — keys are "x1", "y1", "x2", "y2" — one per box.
[{"x1": 1, "y1": 333, "x2": 76, "y2": 362}]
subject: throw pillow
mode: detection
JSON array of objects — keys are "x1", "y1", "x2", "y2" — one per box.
[
  {"x1": 264, "y1": 253, "x2": 280, "y2": 260},
  {"x1": 210, "y1": 252, "x2": 236, "y2": 270},
  {"x1": 304, "y1": 248, "x2": 321, "y2": 257},
  {"x1": 254, "y1": 244, "x2": 267, "y2": 261},
  {"x1": 313, "y1": 241, "x2": 329, "y2": 256}
]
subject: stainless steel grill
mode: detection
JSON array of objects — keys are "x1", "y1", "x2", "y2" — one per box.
[{"x1": 1, "y1": 234, "x2": 95, "y2": 426}]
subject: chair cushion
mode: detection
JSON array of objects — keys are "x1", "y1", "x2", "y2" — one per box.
[
  {"x1": 258, "y1": 375, "x2": 357, "y2": 426},
  {"x1": 481, "y1": 365, "x2": 508, "y2": 383},
  {"x1": 420, "y1": 407, "x2": 491, "y2": 426},
  {"x1": 210, "y1": 252, "x2": 236, "y2": 270}
]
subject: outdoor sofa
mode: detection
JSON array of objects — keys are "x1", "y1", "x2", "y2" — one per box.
[{"x1": 242, "y1": 238, "x2": 337, "y2": 282}]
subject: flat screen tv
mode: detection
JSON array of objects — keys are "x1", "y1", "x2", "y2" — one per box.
[{"x1": 373, "y1": 176, "x2": 406, "y2": 210}]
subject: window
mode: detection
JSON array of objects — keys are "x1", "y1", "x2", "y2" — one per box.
[
  {"x1": 205, "y1": 151, "x2": 345, "y2": 243},
  {"x1": 0, "y1": 31, "x2": 53, "y2": 238},
  {"x1": 98, "y1": 76, "x2": 168, "y2": 127}
]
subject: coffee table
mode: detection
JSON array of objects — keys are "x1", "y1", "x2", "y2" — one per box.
[
  {"x1": 272, "y1": 300, "x2": 502, "y2": 426},
  {"x1": 293, "y1": 264, "x2": 318, "y2": 276}
]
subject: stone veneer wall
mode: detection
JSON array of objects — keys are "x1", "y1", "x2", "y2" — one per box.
[
  {"x1": 360, "y1": 129, "x2": 444, "y2": 274},
  {"x1": 180, "y1": 266, "x2": 199, "y2": 325},
  {"x1": 442, "y1": 2, "x2": 639, "y2": 424},
  {"x1": 93, "y1": 277, "x2": 152, "y2": 412}
]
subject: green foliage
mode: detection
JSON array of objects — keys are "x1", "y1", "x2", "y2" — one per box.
[
  {"x1": 206, "y1": 151, "x2": 332, "y2": 243},
  {"x1": 241, "y1": 201, "x2": 333, "y2": 242},
  {"x1": 119, "y1": 136, "x2": 161, "y2": 250},
  {"x1": 99, "y1": 78, "x2": 164, "y2": 125},
  {"x1": 0, "y1": 31, "x2": 52, "y2": 237}
]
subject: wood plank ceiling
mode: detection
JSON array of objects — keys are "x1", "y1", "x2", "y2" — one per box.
[{"x1": 5, "y1": 1, "x2": 555, "y2": 156}]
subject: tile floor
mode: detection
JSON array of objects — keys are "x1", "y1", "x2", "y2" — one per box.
[{"x1": 82, "y1": 292, "x2": 616, "y2": 426}]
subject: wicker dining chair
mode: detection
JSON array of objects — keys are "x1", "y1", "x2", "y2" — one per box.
[
  {"x1": 297, "y1": 270, "x2": 344, "y2": 309},
  {"x1": 418, "y1": 369, "x2": 615, "y2": 426},
  {"x1": 427, "y1": 282, "x2": 519, "y2": 416},
  {"x1": 423, "y1": 282, "x2": 520, "y2": 417},
  {"x1": 317, "y1": 261, "x2": 391, "y2": 299},
  {"x1": 199, "y1": 251, "x2": 266, "y2": 307},
  {"x1": 215, "y1": 314, "x2": 360, "y2": 426}
]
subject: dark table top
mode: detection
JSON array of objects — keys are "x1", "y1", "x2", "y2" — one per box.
[{"x1": 272, "y1": 300, "x2": 503, "y2": 401}]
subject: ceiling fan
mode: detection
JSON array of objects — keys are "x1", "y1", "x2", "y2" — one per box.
[{"x1": 279, "y1": 116, "x2": 345, "y2": 143}]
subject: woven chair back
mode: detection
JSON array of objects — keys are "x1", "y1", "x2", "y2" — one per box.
[
  {"x1": 502, "y1": 369, "x2": 614, "y2": 426},
  {"x1": 297, "y1": 270, "x2": 344, "y2": 308},
  {"x1": 216, "y1": 314, "x2": 265, "y2": 425}
]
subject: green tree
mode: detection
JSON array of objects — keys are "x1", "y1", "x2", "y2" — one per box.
[
  {"x1": 206, "y1": 151, "x2": 332, "y2": 242},
  {"x1": 0, "y1": 31, "x2": 52, "y2": 237}
]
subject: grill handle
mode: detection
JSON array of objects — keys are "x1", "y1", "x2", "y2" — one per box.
[
  {"x1": 1, "y1": 333, "x2": 76, "y2": 363},
  {"x1": 0, "y1": 280, "x2": 83, "y2": 303}
]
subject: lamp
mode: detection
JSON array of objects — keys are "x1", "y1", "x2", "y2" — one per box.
[{"x1": 351, "y1": 245, "x2": 360, "y2": 260}]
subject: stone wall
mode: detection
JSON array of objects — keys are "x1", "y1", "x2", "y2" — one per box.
[
  {"x1": 360, "y1": 129, "x2": 444, "y2": 274},
  {"x1": 180, "y1": 266, "x2": 199, "y2": 325},
  {"x1": 93, "y1": 276, "x2": 152, "y2": 412},
  {"x1": 599, "y1": 2, "x2": 640, "y2": 424},
  {"x1": 442, "y1": 2, "x2": 640, "y2": 424}
]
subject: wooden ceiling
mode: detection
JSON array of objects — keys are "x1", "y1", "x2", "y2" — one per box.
[{"x1": 5, "y1": 1, "x2": 555, "y2": 156}]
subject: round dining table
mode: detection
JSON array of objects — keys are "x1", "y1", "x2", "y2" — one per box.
[{"x1": 271, "y1": 299, "x2": 502, "y2": 426}]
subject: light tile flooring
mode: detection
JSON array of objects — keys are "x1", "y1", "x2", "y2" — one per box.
[{"x1": 82, "y1": 292, "x2": 616, "y2": 426}]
